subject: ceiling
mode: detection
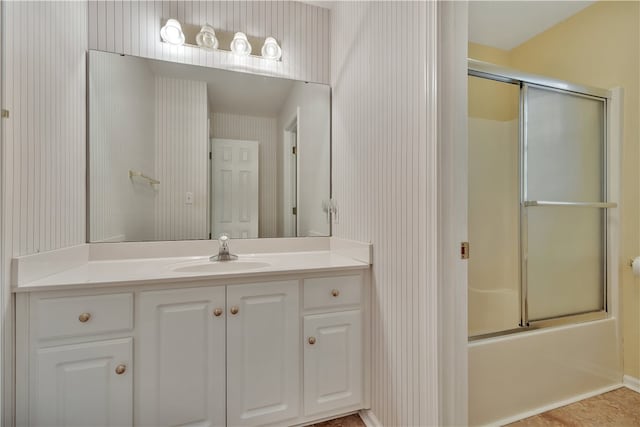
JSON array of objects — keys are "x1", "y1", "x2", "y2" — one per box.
[
  {"x1": 469, "y1": 1, "x2": 595, "y2": 50},
  {"x1": 148, "y1": 58, "x2": 295, "y2": 117}
]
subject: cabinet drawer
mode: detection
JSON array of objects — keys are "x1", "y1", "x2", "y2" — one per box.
[
  {"x1": 303, "y1": 275, "x2": 361, "y2": 310},
  {"x1": 34, "y1": 293, "x2": 133, "y2": 340}
]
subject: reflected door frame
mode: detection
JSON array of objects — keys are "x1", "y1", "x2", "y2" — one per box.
[{"x1": 283, "y1": 109, "x2": 300, "y2": 238}]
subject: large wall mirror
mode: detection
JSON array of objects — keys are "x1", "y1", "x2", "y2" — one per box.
[{"x1": 88, "y1": 50, "x2": 331, "y2": 242}]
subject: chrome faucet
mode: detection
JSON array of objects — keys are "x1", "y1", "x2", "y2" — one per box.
[{"x1": 210, "y1": 234, "x2": 238, "y2": 261}]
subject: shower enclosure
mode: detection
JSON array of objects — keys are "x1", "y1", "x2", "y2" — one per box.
[{"x1": 467, "y1": 60, "x2": 615, "y2": 338}]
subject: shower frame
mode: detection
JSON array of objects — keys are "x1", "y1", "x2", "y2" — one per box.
[{"x1": 468, "y1": 59, "x2": 616, "y2": 337}]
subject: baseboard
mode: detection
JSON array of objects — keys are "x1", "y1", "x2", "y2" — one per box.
[
  {"x1": 623, "y1": 375, "x2": 640, "y2": 392},
  {"x1": 486, "y1": 383, "x2": 624, "y2": 426},
  {"x1": 358, "y1": 410, "x2": 382, "y2": 427}
]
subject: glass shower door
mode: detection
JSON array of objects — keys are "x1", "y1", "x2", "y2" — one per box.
[
  {"x1": 467, "y1": 75, "x2": 521, "y2": 337},
  {"x1": 523, "y1": 84, "x2": 609, "y2": 323}
]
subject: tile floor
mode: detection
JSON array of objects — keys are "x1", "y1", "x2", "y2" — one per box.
[
  {"x1": 313, "y1": 388, "x2": 640, "y2": 427},
  {"x1": 311, "y1": 414, "x2": 366, "y2": 427},
  {"x1": 506, "y1": 387, "x2": 640, "y2": 426}
]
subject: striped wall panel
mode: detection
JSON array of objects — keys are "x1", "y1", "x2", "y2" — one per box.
[
  {"x1": 1, "y1": 0, "x2": 87, "y2": 257},
  {"x1": 155, "y1": 77, "x2": 209, "y2": 240},
  {"x1": 1, "y1": 2, "x2": 88, "y2": 420},
  {"x1": 0, "y1": 2, "x2": 445, "y2": 425},
  {"x1": 331, "y1": 2, "x2": 439, "y2": 426},
  {"x1": 211, "y1": 112, "x2": 278, "y2": 238},
  {"x1": 88, "y1": 1, "x2": 331, "y2": 84}
]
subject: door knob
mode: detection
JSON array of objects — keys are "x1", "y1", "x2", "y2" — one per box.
[
  {"x1": 115, "y1": 364, "x2": 127, "y2": 375},
  {"x1": 78, "y1": 312, "x2": 91, "y2": 323},
  {"x1": 308, "y1": 336, "x2": 316, "y2": 345},
  {"x1": 213, "y1": 308, "x2": 223, "y2": 317},
  {"x1": 230, "y1": 306, "x2": 239, "y2": 315}
]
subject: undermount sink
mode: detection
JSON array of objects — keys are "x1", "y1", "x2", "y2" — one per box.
[{"x1": 172, "y1": 260, "x2": 271, "y2": 274}]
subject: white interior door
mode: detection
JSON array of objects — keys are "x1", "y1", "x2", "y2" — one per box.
[{"x1": 211, "y1": 138, "x2": 259, "y2": 239}]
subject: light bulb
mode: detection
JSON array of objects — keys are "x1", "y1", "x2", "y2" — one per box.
[
  {"x1": 230, "y1": 32, "x2": 252, "y2": 56},
  {"x1": 160, "y1": 19, "x2": 185, "y2": 46},
  {"x1": 196, "y1": 24, "x2": 218, "y2": 50},
  {"x1": 261, "y1": 36, "x2": 282, "y2": 61}
]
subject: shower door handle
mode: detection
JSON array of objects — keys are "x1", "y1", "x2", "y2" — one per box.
[{"x1": 523, "y1": 201, "x2": 617, "y2": 208}]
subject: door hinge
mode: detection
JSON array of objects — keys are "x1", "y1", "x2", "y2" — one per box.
[
  {"x1": 292, "y1": 146, "x2": 297, "y2": 155},
  {"x1": 1, "y1": 109, "x2": 9, "y2": 118},
  {"x1": 209, "y1": 232, "x2": 212, "y2": 239},
  {"x1": 209, "y1": 152, "x2": 212, "y2": 160},
  {"x1": 461, "y1": 242, "x2": 469, "y2": 260},
  {"x1": 292, "y1": 207, "x2": 297, "y2": 215}
]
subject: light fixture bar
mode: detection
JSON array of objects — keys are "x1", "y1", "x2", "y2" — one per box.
[{"x1": 160, "y1": 20, "x2": 282, "y2": 61}]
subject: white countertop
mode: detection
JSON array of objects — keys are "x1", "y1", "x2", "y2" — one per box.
[{"x1": 13, "y1": 250, "x2": 369, "y2": 292}]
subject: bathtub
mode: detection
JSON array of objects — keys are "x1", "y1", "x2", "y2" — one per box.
[{"x1": 468, "y1": 318, "x2": 622, "y2": 425}]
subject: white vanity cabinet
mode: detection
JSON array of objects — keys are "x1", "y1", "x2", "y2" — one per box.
[
  {"x1": 21, "y1": 292, "x2": 135, "y2": 427},
  {"x1": 302, "y1": 276, "x2": 364, "y2": 417},
  {"x1": 16, "y1": 271, "x2": 369, "y2": 427},
  {"x1": 226, "y1": 281, "x2": 300, "y2": 426},
  {"x1": 303, "y1": 310, "x2": 362, "y2": 416},
  {"x1": 35, "y1": 338, "x2": 133, "y2": 427},
  {"x1": 136, "y1": 281, "x2": 299, "y2": 427},
  {"x1": 137, "y1": 287, "x2": 226, "y2": 427}
]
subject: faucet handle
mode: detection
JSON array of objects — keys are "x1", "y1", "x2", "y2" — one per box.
[{"x1": 212, "y1": 233, "x2": 237, "y2": 261}]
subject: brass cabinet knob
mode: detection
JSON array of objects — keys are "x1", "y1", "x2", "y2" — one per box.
[
  {"x1": 78, "y1": 312, "x2": 91, "y2": 323},
  {"x1": 331, "y1": 289, "x2": 340, "y2": 297},
  {"x1": 213, "y1": 308, "x2": 223, "y2": 317},
  {"x1": 115, "y1": 364, "x2": 127, "y2": 375},
  {"x1": 230, "y1": 306, "x2": 239, "y2": 315},
  {"x1": 308, "y1": 337, "x2": 316, "y2": 345}
]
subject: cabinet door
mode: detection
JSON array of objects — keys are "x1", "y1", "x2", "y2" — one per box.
[
  {"x1": 137, "y1": 287, "x2": 226, "y2": 427},
  {"x1": 304, "y1": 310, "x2": 362, "y2": 416},
  {"x1": 226, "y1": 280, "x2": 300, "y2": 426},
  {"x1": 33, "y1": 338, "x2": 132, "y2": 427}
]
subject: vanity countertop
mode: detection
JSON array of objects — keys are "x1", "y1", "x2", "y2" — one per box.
[{"x1": 13, "y1": 250, "x2": 369, "y2": 292}]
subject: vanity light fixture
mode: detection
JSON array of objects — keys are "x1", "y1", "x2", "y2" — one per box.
[
  {"x1": 230, "y1": 32, "x2": 252, "y2": 56},
  {"x1": 261, "y1": 37, "x2": 282, "y2": 61},
  {"x1": 196, "y1": 24, "x2": 219, "y2": 50},
  {"x1": 160, "y1": 19, "x2": 185, "y2": 46},
  {"x1": 160, "y1": 21, "x2": 280, "y2": 60}
]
